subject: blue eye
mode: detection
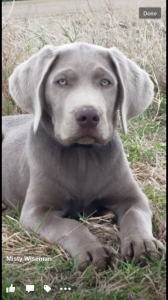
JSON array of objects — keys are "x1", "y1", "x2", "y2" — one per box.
[
  {"x1": 58, "y1": 79, "x2": 67, "y2": 85},
  {"x1": 101, "y1": 79, "x2": 110, "y2": 86}
]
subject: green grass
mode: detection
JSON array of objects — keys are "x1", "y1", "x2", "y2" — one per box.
[
  {"x1": 2, "y1": 255, "x2": 166, "y2": 300},
  {"x1": 119, "y1": 96, "x2": 166, "y2": 167},
  {"x1": 60, "y1": 22, "x2": 81, "y2": 43}
]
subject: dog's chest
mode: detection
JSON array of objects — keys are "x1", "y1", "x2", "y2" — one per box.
[{"x1": 57, "y1": 145, "x2": 114, "y2": 203}]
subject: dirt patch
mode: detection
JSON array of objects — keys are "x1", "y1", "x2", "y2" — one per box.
[{"x1": 2, "y1": 0, "x2": 166, "y2": 20}]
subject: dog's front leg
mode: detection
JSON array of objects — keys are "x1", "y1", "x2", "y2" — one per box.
[
  {"x1": 20, "y1": 197, "x2": 118, "y2": 272},
  {"x1": 113, "y1": 191, "x2": 165, "y2": 265}
]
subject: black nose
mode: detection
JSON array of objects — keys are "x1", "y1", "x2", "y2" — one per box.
[{"x1": 75, "y1": 108, "x2": 100, "y2": 128}]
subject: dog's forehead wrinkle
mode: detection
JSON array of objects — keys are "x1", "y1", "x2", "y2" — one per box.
[{"x1": 57, "y1": 46, "x2": 109, "y2": 72}]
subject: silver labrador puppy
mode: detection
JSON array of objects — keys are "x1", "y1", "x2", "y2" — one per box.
[{"x1": 2, "y1": 43, "x2": 165, "y2": 271}]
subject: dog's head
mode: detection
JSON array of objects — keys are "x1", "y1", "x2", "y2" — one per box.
[{"x1": 9, "y1": 43, "x2": 153, "y2": 145}]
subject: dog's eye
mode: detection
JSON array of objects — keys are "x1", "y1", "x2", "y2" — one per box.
[
  {"x1": 58, "y1": 79, "x2": 67, "y2": 85},
  {"x1": 101, "y1": 79, "x2": 110, "y2": 86}
]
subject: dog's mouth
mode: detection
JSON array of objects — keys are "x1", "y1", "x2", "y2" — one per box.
[
  {"x1": 62, "y1": 129, "x2": 108, "y2": 146},
  {"x1": 72, "y1": 127, "x2": 102, "y2": 144},
  {"x1": 76, "y1": 136, "x2": 97, "y2": 145}
]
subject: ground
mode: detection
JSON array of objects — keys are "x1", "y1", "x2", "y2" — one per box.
[
  {"x1": 2, "y1": 1, "x2": 166, "y2": 299},
  {"x1": 2, "y1": 0, "x2": 166, "y2": 19}
]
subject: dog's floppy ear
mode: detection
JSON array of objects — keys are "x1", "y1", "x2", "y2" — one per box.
[
  {"x1": 109, "y1": 47, "x2": 154, "y2": 134},
  {"x1": 9, "y1": 45, "x2": 58, "y2": 133}
]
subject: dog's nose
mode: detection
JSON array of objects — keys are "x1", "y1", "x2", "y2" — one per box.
[{"x1": 75, "y1": 108, "x2": 100, "y2": 128}]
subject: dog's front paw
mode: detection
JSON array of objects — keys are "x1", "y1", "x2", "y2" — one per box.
[
  {"x1": 121, "y1": 235, "x2": 165, "y2": 266},
  {"x1": 74, "y1": 245, "x2": 119, "y2": 272}
]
